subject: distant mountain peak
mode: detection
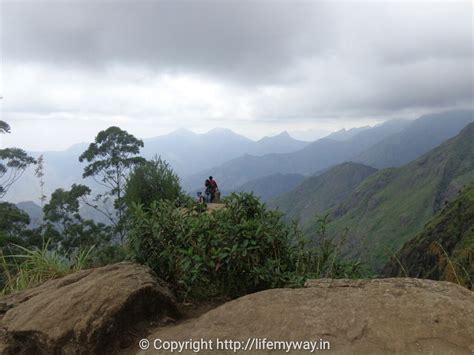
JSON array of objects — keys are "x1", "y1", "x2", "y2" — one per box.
[
  {"x1": 326, "y1": 126, "x2": 372, "y2": 141},
  {"x1": 205, "y1": 127, "x2": 234, "y2": 135},
  {"x1": 170, "y1": 127, "x2": 196, "y2": 136},
  {"x1": 203, "y1": 128, "x2": 252, "y2": 142},
  {"x1": 276, "y1": 130, "x2": 291, "y2": 138},
  {"x1": 258, "y1": 131, "x2": 295, "y2": 143}
]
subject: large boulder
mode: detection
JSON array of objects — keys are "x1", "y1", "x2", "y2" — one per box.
[
  {"x1": 0, "y1": 262, "x2": 179, "y2": 355},
  {"x1": 141, "y1": 278, "x2": 473, "y2": 354}
]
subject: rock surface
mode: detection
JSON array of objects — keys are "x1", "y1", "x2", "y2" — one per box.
[
  {"x1": 0, "y1": 262, "x2": 179, "y2": 355},
  {"x1": 141, "y1": 278, "x2": 474, "y2": 354}
]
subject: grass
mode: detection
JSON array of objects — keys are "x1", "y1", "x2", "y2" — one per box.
[
  {"x1": 384, "y1": 184, "x2": 474, "y2": 289},
  {"x1": 0, "y1": 240, "x2": 94, "y2": 296}
]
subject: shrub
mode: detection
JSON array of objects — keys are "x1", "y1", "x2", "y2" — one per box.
[
  {"x1": 124, "y1": 157, "x2": 185, "y2": 209},
  {"x1": 129, "y1": 193, "x2": 365, "y2": 301}
]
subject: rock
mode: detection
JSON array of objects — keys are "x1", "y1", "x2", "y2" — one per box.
[
  {"x1": 141, "y1": 278, "x2": 474, "y2": 354},
  {"x1": 0, "y1": 262, "x2": 179, "y2": 355}
]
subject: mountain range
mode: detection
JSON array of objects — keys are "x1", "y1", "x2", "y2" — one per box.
[
  {"x1": 182, "y1": 119, "x2": 410, "y2": 191},
  {"x1": 5, "y1": 128, "x2": 308, "y2": 203},
  {"x1": 6, "y1": 109, "x2": 474, "y2": 281},
  {"x1": 267, "y1": 120, "x2": 473, "y2": 273},
  {"x1": 183, "y1": 110, "x2": 473, "y2": 192},
  {"x1": 354, "y1": 110, "x2": 474, "y2": 168}
]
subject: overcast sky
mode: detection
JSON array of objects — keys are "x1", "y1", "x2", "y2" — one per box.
[{"x1": 0, "y1": 0, "x2": 472, "y2": 151}]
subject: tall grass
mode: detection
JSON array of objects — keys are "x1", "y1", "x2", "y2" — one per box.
[{"x1": 0, "y1": 240, "x2": 94, "y2": 296}]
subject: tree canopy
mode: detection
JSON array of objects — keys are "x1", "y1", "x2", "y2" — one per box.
[
  {"x1": 0, "y1": 121, "x2": 36, "y2": 198},
  {"x1": 124, "y1": 157, "x2": 183, "y2": 209},
  {"x1": 79, "y1": 126, "x2": 144, "y2": 242}
]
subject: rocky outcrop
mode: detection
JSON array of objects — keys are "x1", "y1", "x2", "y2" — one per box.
[
  {"x1": 2, "y1": 267, "x2": 473, "y2": 354},
  {"x1": 0, "y1": 262, "x2": 179, "y2": 355},
  {"x1": 141, "y1": 278, "x2": 474, "y2": 354}
]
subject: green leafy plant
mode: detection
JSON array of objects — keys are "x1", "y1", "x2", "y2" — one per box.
[
  {"x1": 0, "y1": 119, "x2": 36, "y2": 198},
  {"x1": 128, "y1": 193, "x2": 365, "y2": 301}
]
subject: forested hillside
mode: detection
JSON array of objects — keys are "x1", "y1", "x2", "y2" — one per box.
[
  {"x1": 384, "y1": 184, "x2": 474, "y2": 289},
  {"x1": 270, "y1": 162, "x2": 377, "y2": 226},
  {"x1": 324, "y1": 123, "x2": 474, "y2": 270}
]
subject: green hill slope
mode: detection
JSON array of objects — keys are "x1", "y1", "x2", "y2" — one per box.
[
  {"x1": 383, "y1": 184, "x2": 474, "y2": 289},
  {"x1": 270, "y1": 162, "x2": 377, "y2": 226},
  {"x1": 323, "y1": 123, "x2": 474, "y2": 271},
  {"x1": 234, "y1": 173, "x2": 305, "y2": 202}
]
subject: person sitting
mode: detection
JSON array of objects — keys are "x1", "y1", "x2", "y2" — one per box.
[{"x1": 196, "y1": 191, "x2": 206, "y2": 203}]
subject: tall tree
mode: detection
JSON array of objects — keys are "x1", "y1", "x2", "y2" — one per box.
[
  {"x1": 79, "y1": 126, "x2": 144, "y2": 242},
  {"x1": 0, "y1": 120, "x2": 36, "y2": 198}
]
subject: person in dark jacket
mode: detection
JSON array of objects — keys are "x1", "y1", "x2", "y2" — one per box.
[{"x1": 205, "y1": 176, "x2": 219, "y2": 202}]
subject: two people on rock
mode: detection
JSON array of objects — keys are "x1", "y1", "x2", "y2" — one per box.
[{"x1": 205, "y1": 176, "x2": 219, "y2": 203}]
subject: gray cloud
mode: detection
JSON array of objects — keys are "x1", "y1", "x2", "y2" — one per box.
[
  {"x1": 0, "y1": 0, "x2": 472, "y2": 150},
  {"x1": 2, "y1": 1, "x2": 333, "y2": 84}
]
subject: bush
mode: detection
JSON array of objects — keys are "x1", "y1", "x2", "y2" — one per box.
[
  {"x1": 129, "y1": 193, "x2": 365, "y2": 301},
  {"x1": 124, "y1": 157, "x2": 185, "y2": 209}
]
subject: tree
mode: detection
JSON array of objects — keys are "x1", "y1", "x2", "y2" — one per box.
[
  {"x1": 0, "y1": 120, "x2": 36, "y2": 198},
  {"x1": 78, "y1": 126, "x2": 144, "y2": 242},
  {"x1": 0, "y1": 121, "x2": 10, "y2": 134},
  {"x1": 124, "y1": 156, "x2": 184, "y2": 209},
  {"x1": 0, "y1": 202, "x2": 41, "y2": 249},
  {"x1": 42, "y1": 184, "x2": 111, "y2": 251},
  {"x1": 0, "y1": 202, "x2": 30, "y2": 237}
]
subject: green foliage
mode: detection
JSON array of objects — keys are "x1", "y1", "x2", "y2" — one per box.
[
  {"x1": 0, "y1": 202, "x2": 30, "y2": 234},
  {"x1": 79, "y1": 126, "x2": 145, "y2": 183},
  {"x1": 128, "y1": 193, "x2": 364, "y2": 301},
  {"x1": 384, "y1": 184, "x2": 474, "y2": 289},
  {"x1": 88, "y1": 245, "x2": 131, "y2": 267},
  {"x1": 0, "y1": 202, "x2": 41, "y2": 249},
  {"x1": 0, "y1": 240, "x2": 94, "y2": 295},
  {"x1": 0, "y1": 120, "x2": 36, "y2": 198},
  {"x1": 79, "y1": 126, "x2": 145, "y2": 242},
  {"x1": 124, "y1": 156, "x2": 184, "y2": 209},
  {"x1": 0, "y1": 148, "x2": 36, "y2": 198},
  {"x1": 270, "y1": 162, "x2": 377, "y2": 226},
  {"x1": 294, "y1": 215, "x2": 367, "y2": 282},
  {"x1": 0, "y1": 120, "x2": 11, "y2": 134},
  {"x1": 42, "y1": 184, "x2": 112, "y2": 251}
]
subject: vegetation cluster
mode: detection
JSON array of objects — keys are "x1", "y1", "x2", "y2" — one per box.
[{"x1": 0, "y1": 120, "x2": 364, "y2": 298}]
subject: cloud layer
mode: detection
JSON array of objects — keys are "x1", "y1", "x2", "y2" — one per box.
[{"x1": 1, "y1": 0, "x2": 472, "y2": 150}]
